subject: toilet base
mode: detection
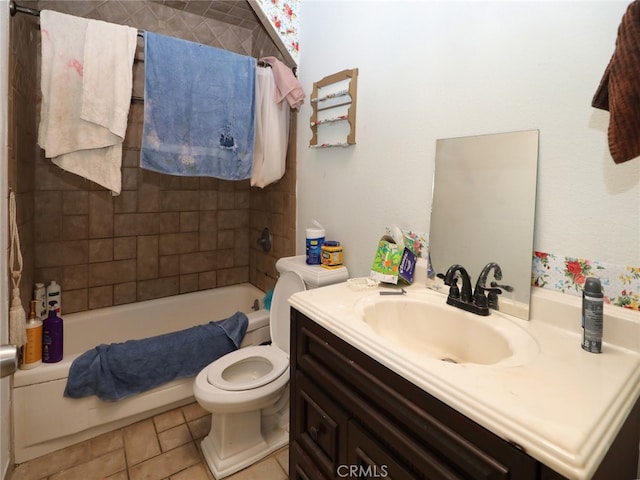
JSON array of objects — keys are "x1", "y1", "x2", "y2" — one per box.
[{"x1": 200, "y1": 409, "x2": 289, "y2": 479}]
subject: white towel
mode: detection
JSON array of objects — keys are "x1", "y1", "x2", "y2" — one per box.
[
  {"x1": 251, "y1": 67, "x2": 289, "y2": 188},
  {"x1": 38, "y1": 11, "x2": 137, "y2": 195},
  {"x1": 82, "y1": 19, "x2": 137, "y2": 139}
]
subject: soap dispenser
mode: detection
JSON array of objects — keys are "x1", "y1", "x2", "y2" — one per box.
[{"x1": 42, "y1": 301, "x2": 63, "y2": 363}]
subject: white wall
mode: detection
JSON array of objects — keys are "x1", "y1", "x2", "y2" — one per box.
[
  {"x1": 1, "y1": 1, "x2": 11, "y2": 477},
  {"x1": 296, "y1": 1, "x2": 639, "y2": 278}
]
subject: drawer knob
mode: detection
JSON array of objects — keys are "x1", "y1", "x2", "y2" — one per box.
[{"x1": 309, "y1": 424, "x2": 324, "y2": 441}]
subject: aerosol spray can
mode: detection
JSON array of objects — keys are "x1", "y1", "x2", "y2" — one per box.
[{"x1": 581, "y1": 277, "x2": 603, "y2": 353}]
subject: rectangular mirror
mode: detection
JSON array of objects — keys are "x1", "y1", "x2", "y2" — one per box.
[{"x1": 428, "y1": 130, "x2": 539, "y2": 320}]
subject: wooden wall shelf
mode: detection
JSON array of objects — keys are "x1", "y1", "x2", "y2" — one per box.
[{"x1": 309, "y1": 68, "x2": 358, "y2": 148}]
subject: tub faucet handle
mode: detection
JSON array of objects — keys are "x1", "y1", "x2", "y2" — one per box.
[
  {"x1": 0, "y1": 344, "x2": 18, "y2": 378},
  {"x1": 257, "y1": 228, "x2": 271, "y2": 252}
]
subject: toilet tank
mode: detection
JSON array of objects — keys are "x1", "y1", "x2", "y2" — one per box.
[{"x1": 275, "y1": 255, "x2": 348, "y2": 289}]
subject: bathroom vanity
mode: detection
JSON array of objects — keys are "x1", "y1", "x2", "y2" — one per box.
[{"x1": 288, "y1": 283, "x2": 640, "y2": 479}]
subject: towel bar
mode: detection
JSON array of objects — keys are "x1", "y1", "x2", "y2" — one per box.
[{"x1": 9, "y1": 1, "x2": 39, "y2": 17}]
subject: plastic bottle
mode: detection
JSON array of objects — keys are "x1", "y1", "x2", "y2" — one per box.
[
  {"x1": 581, "y1": 277, "x2": 603, "y2": 353},
  {"x1": 42, "y1": 301, "x2": 63, "y2": 363},
  {"x1": 46, "y1": 280, "x2": 61, "y2": 315},
  {"x1": 305, "y1": 220, "x2": 325, "y2": 265},
  {"x1": 33, "y1": 283, "x2": 46, "y2": 320},
  {"x1": 20, "y1": 300, "x2": 43, "y2": 369}
]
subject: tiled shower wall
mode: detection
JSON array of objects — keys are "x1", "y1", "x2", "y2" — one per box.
[
  {"x1": 8, "y1": 1, "x2": 296, "y2": 314},
  {"x1": 7, "y1": 1, "x2": 37, "y2": 317}
]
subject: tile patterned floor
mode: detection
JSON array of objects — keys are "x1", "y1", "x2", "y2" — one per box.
[{"x1": 11, "y1": 402, "x2": 289, "y2": 480}]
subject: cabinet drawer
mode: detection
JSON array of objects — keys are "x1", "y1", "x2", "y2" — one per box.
[
  {"x1": 293, "y1": 371, "x2": 349, "y2": 477},
  {"x1": 348, "y1": 420, "x2": 439, "y2": 480},
  {"x1": 290, "y1": 441, "x2": 331, "y2": 480}
]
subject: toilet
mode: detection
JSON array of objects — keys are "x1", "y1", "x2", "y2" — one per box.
[{"x1": 193, "y1": 255, "x2": 348, "y2": 479}]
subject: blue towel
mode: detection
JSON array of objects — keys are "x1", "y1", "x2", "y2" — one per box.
[
  {"x1": 64, "y1": 312, "x2": 248, "y2": 402},
  {"x1": 141, "y1": 32, "x2": 256, "y2": 179}
]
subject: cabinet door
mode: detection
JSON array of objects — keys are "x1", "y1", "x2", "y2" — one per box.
[{"x1": 292, "y1": 371, "x2": 349, "y2": 477}]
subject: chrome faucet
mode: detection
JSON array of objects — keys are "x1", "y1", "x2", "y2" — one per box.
[
  {"x1": 440, "y1": 263, "x2": 502, "y2": 316},
  {"x1": 474, "y1": 262, "x2": 504, "y2": 310}
]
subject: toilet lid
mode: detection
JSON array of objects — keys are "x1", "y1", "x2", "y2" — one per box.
[{"x1": 270, "y1": 270, "x2": 306, "y2": 355}]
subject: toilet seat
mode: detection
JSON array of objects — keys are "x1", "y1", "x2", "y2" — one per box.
[
  {"x1": 207, "y1": 345, "x2": 289, "y2": 391},
  {"x1": 205, "y1": 270, "x2": 306, "y2": 392}
]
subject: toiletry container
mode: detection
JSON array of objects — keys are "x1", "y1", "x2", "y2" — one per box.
[
  {"x1": 46, "y1": 281, "x2": 61, "y2": 314},
  {"x1": 581, "y1": 277, "x2": 603, "y2": 353},
  {"x1": 33, "y1": 283, "x2": 46, "y2": 319},
  {"x1": 305, "y1": 220, "x2": 325, "y2": 265},
  {"x1": 42, "y1": 301, "x2": 63, "y2": 363},
  {"x1": 321, "y1": 241, "x2": 343, "y2": 269},
  {"x1": 20, "y1": 300, "x2": 43, "y2": 369}
]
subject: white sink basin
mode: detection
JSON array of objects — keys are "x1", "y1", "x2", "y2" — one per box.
[{"x1": 354, "y1": 291, "x2": 539, "y2": 366}]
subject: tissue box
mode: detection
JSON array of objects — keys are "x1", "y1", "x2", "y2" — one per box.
[{"x1": 370, "y1": 237, "x2": 417, "y2": 284}]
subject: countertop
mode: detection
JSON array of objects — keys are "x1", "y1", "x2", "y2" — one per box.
[{"x1": 288, "y1": 281, "x2": 640, "y2": 479}]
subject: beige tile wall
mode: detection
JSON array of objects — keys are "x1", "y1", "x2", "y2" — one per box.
[{"x1": 8, "y1": 1, "x2": 296, "y2": 314}]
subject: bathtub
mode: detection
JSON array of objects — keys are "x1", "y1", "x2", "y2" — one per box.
[{"x1": 12, "y1": 284, "x2": 269, "y2": 463}]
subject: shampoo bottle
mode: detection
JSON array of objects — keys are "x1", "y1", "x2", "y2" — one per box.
[
  {"x1": 20, "y1": 300, "x2": 43, "y2": 369},
  {"x1": 581, "y1": 277, "x2": 603, "y2": 353},
  {"x1": 33, "y1": 283, "x2": 47, "y2": 319},
  {"x1": 42, "y1": 301, "x2": 63, "y2": 363},
  {"x1": 46, "y1": 280, "x2": 61, "y2": 315}
]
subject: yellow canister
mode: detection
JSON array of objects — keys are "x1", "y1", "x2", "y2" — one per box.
[{"x1": 321, "y1": 241, "x2": 343, "y2": 269}]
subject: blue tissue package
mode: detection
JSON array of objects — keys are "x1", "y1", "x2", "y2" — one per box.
[{"x1": 398, "y1": 248, "x2": 417, "y2": 284}]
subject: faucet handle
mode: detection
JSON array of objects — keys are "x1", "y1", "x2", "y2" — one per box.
[
  {"x1": 473, "y1": 283, "x2": 502, "y2": 308},
  {"x1": 437, "y1": 273, "x2": 460, "y2": 299},
  {"x1": 490, "y1": 281, "x2": 513, "y2": 292}
]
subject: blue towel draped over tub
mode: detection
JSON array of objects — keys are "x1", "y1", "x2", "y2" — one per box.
[
  {"x1": 64, "y1": 312, "x2": 248, "y2": 402},
  {"x1": 141, "y1": 32, "x2": 256, "y2": 180}
]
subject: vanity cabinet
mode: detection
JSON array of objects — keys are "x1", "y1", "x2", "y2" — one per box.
[{"x1": 290, "y1": 308, "x2": 640, "y2": 480}]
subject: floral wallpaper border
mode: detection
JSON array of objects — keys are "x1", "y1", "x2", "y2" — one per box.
[
  {"x1": 533, "y1": 252, "x2": 640, "y2": 311},
  {"x1": 401, "y1": 231, "x2": 640, "y2": 312},
  {"x1": 255, "y1": 0, "x2": 300, "y2": 63}
]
